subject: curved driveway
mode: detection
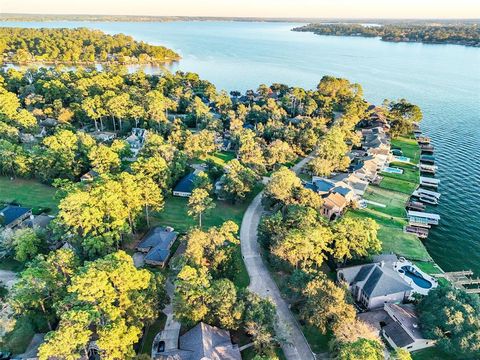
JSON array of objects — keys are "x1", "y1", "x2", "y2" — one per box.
[{"x1": 240, "y1": 154, "x2": 316, "y2": 360}]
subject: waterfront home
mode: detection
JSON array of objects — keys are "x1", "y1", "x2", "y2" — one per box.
[
  {"x1": 382, "y1": 303, "x2": 436, "y2": 352},
  {"x1": 173, "y1": 172, "x2": 198, "y2": 197},
  {"x1": 337, "y1": 259, "x2": 413, "y2": 310},
  {"x1": 0, "y1": 205, "x2": 32, "y2": 230},
  {"x1": 136, "y1": 227, "x2": 178, "y2": 267},
  {"x1": 153, "y1": 322, "x2": 241, "y2": 360},
  {"x1": 330, "y1": 172, "x2": 369, "y2": 197},
  {"x1": 321, "y1": 192, "x2": 348, "y2": 220}
]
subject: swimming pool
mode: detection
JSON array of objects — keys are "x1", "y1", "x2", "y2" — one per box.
[
  {"x1": 399, "y1": 266, "x2": 433, "y2": 289},
  {"x1": 383, "y1": 167, "x2": 404, "y2": 174},
  {"x1": 394, "y1": 156, "x2": 411, "y2": 163}
]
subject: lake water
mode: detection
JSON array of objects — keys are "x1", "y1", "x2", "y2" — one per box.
[{"x1": 2, "y1": 21, "x2": 480, "y2": 274}]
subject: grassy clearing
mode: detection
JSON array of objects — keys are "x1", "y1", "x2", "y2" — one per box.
[
  {"x1": 153, "y1": 185, "x2": 262, "y2": 233},
  {"x1": 203, "y1": 151, "x2": 236, "y2": 168},
  {"x1": 411, "y1": 347, "x2": 457, "y2": 360},
  {"x1": 347, "y1": 210, "x2": 431, "y2": 261},
  {"x1": 0, "y1": 177, "x2": 58, "y2": 213},
  {"x1": 379, "y1": 176, "x2": 418, "y2": 195},
  {"x1": 301, "y1": 325, "x2": 331, "y2": 354},
  {"x1": 152, "y1": 185, "x2": 262, "y2": 289},
  {"x1": 139, "y1": 313, "x2": 167, "y2": 354},
  {"x1": 363, "y1": 186, "x2": 409, "y2": 218},
  {"x1": 391, "y1": 136, "x2": 421, "y2": 163}
]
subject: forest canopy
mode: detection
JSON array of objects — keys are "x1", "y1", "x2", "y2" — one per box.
[
  {"x1": 293, "y1": 23, "x2": 480, "y2": 47},
  {"x1": 0, "y1": 27, "x2": 180, "y2": 65}
]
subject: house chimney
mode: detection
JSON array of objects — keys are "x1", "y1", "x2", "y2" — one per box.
[{"x1": 380, "y1": 261, "x2": 385, "y2": 268}]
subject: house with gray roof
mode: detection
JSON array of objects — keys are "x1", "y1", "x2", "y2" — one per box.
[
  {"x1": 338, "y1": 260, "x2": 412, "y2": 310},
  {"x1": 0, "y1": 205, "x2": 32, "y2": 230},
  {"x1": 173, "y1": 172, "x2": 198, "y2": 197},
  {"x1": 382, "y1": 303, "x2": 435, "y2": 352},
  {"x1": 153, "y1": 322, "x2": 241, "y2": 360},
  {"x1": 137, "y1": 227, "x2": 178, "y2": 267}
]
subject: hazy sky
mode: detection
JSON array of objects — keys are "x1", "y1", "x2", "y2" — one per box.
[{"x1": 2, "y1": 0, "x2": 479, "y2": 19}]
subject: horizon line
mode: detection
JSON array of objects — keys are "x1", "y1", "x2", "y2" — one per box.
[{"x1": 1, "y1": 13, "x2": 479, "y2": 21}]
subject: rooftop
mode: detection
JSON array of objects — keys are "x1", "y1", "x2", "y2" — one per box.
[
  {"x1": 173, "y1": 172, "x2": 197, "y2": 194},
  {"x1": 0, "y1": 205, "x2": 31, "y2": 227}
]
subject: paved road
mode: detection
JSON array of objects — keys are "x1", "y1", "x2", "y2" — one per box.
[{"x1": 240, "y1": 154, "x2": 317, "y2": 360}]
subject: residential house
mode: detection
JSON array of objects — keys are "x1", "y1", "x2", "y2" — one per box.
[
  {"x1": 80, "y1": 169, "x2": 99, "y2": 182},
  {"x1": 153, "y1": 322, "x2": 241, "y2": 360},
  {"x1": 0, "y1": 205, "x2": 32, "y2": 230},
  {"x1": 90, "y1": 131, "x2": 116, "y2": 142},
  {"x1": 137, "y1": 227, "x2": 178, "y2": 267},
  {"x1": 383, "y1": 303, "x2": 435, "y2": 352},
  {"x1": 330, "y1": 172, "x2": 369, "y2": 197},
  {"x1": 126, "y1": 128, "x2": 148, "y2": 157},
  {"x1": 173, "y1": 172, "x2": 198, "y2": 197},
  {"x1": 321, "y1": 192, "x2": 348, "y2": 220},
  {"x1": 337, "y1": 261, "x2": 412, "y2": 310}
]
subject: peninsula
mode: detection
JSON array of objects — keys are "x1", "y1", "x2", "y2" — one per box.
[
  {"x1": 293, "y1": 23, "x2": 480, "y2": 47},
  {"x1": 0, "y1": 27, "x2": 180, "y2": 65}
]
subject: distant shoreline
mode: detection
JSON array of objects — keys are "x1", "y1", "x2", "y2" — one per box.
[{"x1": 0, "y1": 14, "x2": 479, "y2": 26}]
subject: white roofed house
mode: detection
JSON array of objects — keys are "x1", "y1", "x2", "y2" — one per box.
[{"x1": 126, "y1": 127, "x2": 148, "y2": 157}]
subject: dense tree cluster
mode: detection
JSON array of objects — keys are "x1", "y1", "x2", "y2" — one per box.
[
  {"x1": 261, "y1": 169, "x2": 380, "y2": 271},
  {"x1": 8, "y1": 249, "x2": 166, "y2": 359},
  {"x1": 293, "y1": 23, "x2": 480, "y2": 47},
  {"x1": 0, "y1": 27, "x2": 180, "y2": 64},
  {"x1": 174, "y1": 222, "x2": 279, "y2": 356},
  {"x1": 418, "y1": 286, "x2": 480, "y2": 358}
]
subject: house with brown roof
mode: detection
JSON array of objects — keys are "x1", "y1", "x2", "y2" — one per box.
[{"x1": 321, "y1": 192, "x2": 348, "y2": 220}]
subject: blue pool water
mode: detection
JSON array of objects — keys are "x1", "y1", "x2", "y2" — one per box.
[
  {"x1": 394, "y1": 156, "x2": 411, "y2": 163},
  {"x1": 383, "y1": 167, "x2": 404, "y2": 174},
  {"x1": 400, "y1": 266, "x2": 432, "y2": 289}
]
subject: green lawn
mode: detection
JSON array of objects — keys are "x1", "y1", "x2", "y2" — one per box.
[
  {"x1": 411, "y1": 347, "x2": 457, "y2": 360},
  {"x1": 379, "y1": 175, "x2": 418, "y2": 195},
  {"x1": 152, "y1": 185, "x2": 262, "y2": 289},
  {"x1": 347, "y1": 210, "x2": 431, "y2": 261},
  {"x1": 139, "y1": 313, "x2": 167, "y2": 354},
  {"x1": 0, "y1": 176, "x2": 58, "y2": 213},
  {"x1": 391, "y1": 136, "x2": 421, "y2": 163},
  {"x1": 203, "y1": 151, "x2": 236, "y2": 168},
  {"x1": 363, "y1": 186, "x2": 409, "y2": 218},
  {"x1": 301, "y1": 325, "x2": 331, "y2": 354}
]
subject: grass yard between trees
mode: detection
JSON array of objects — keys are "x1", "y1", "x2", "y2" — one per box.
[
  {"x1": 0, "y1": 176, "x2": 58, "y2": 213},
  {"x1": 152, "y1": 185, "x2": 263, "y2": 289}
]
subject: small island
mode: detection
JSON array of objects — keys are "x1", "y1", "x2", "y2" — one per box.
[
  {"x1": 0, "y1": 27, "x2": 181, "y2": 65},
  {"x1": 293, "y1": 23, "x2": 480, "y2": 47}
]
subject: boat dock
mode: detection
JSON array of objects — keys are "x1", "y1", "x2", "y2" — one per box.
[
  {"x1": 413, "y1": 188, "x2": 441, "y2": 200},
  {"x1": 419, "y1": 163, "x2": 437, "y2": 174},
  {"x1": 420, "y1": 154, "x2": 435, "y2": 164},
  {"x1": 404, "y1": 225, "x2": 429, "y2": 239},
  {"x1": 416, "y1": 136, "x2": 431, "y2": 144},
  {"x1": 435, "y1": 270, "x2": 480, "y2": 294},
  {"x1": 420, "y1": 176, "x2": 440, "y2": 188},
  {"x1": 407, "y1": 201, "x2": 426, "y2": 211},
  {"x1": 407, "y1": 210, "x2": 440, "y2": 226},
  {"x1": 420, "y1": 144, "x2": 435, "y2": 153}
]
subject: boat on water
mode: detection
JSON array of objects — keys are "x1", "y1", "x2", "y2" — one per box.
[
  {"x1": 404, "y1": 225, "x2": 429, "y2": 239},
  {"x1": 419, "y1": 196, "x2": 439, "y2": 205},
  {"x1": 420, "y1": 154, "x2": 435, "y2": 164},
  {"x1": 407, "y1": 201, "x2": 426, "y2": 211}
]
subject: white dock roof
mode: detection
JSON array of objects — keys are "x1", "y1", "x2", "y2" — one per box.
[{"x1": 408, "y1": 211, "x2": 441, "y2": 220}]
